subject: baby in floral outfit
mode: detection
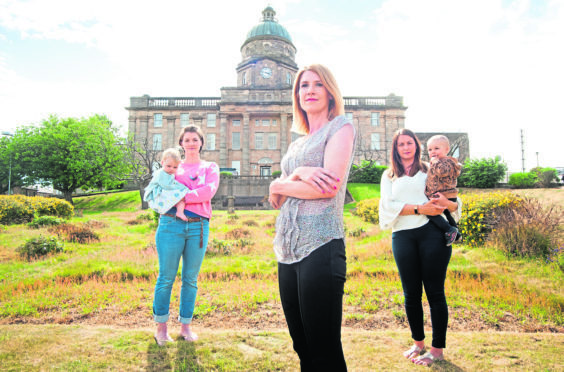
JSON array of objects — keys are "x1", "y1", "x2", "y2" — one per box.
[
  {"x1": 425, "y1": 135, "x2": 462, "y2": 245},
  {"x1": 143, "y1": 148, "x2": 189, "y2": 221}
]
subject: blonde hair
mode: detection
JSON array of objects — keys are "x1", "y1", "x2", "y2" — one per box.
[
  {"x1": 292, "y1": 64, "x2": 344, "y2": 135},
  {"x1": 427, "y1": 135, "x2": 450, "y2": 150},
  {"x1": 161, "y1": 148, "x2": 182, "y2": 163}
]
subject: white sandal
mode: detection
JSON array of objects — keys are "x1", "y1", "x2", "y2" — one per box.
[
  {"x1": 403, "y1": 344, "x2": 425, "y2": 358},
  {"x1": 413, "y1": 351, "x2": 444, "y2": 366}
]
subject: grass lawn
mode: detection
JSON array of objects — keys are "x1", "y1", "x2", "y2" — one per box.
[{"x1": 0, "y1": 187, "x2": 562, "y2": 371}]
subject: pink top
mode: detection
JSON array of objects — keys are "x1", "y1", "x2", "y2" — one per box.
[{"x1": 175, "y1": 161, "x2": 220, "y2": 219}]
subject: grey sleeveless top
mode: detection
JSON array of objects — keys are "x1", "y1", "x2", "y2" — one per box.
[{"x1": 273, "y1": 115, "x2": 356, "y2": 264}]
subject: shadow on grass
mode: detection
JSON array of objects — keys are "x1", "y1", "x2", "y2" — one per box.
[
  {"x1": 145, "y1": 336, "x2": 203, "y2": 372},
  {"x1": 146, "y1": 339, "x2": 173, "y2": 372}
]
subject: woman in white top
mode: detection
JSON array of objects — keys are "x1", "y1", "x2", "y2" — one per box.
[{"x1": 379, "y1": 129, "x2": 460, "y2": 367}]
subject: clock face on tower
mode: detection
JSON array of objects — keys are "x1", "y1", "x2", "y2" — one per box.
[{"x1": 260, "y1": 67, "x2": 272, "y2": 79}]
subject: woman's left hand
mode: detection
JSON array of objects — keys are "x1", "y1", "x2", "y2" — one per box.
[
  {"x1": 432, "y1": 192, "x2": 458, "y2": 211},
  {"x1": 289, "y1": 166, "x2": 339, "y2": 194}
]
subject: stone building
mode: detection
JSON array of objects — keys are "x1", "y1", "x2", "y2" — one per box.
[{"x1": 127, "y1": 6, "x2": 468, "y2": 176}]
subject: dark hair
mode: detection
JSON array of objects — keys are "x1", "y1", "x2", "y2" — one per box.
[
  {"x1": 178, "y1": 125, "x2": 205, "y2": 153},
  {"x1": 292, "y1": 64, "x2": 344, "y2": 135},
  {"x1": 389, "y1": 128, "x2": 427, "y2": 178}
]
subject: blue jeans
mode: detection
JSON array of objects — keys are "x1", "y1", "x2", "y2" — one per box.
[{"x1": 153, "y1": 215, "x2": 209, "y2": 324}]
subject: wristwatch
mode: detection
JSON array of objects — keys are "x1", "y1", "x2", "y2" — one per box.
[{"x1": 414, "y1": 205, "x2": 419, "y2": 215}]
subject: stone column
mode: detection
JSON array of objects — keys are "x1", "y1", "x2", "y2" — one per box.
[
  {"x1": 166, "y1": 116, "x2": 176, "y2": 148},
  {"x1": 219, "y1": 114, "x2": 228, "y2": 168},
  {"x1": 242, "y1": 113, "x2": 250, "y2": 175},
  {"x1": 280, "y1": 113, "x2": 288, "y2": 158},
  {"x1": 139, "y1": 116, "x2": 149, "y2": 141},
  {"x1": 128, "y1": 116, "x2": 136, "y2": 140}
]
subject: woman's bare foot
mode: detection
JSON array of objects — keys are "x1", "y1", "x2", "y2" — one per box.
[
  {"x1": 412, "y1": 347, "x2": 444, "y2": 366},
  {"x1": 403, "y1": 340, "x2": 425, "y2": 359},
  {"x1": 180, "y1": 324, "x2": 198, "y2": 342},
  {"x1": 154, "y1": 322, "x2": 173, "y2": 346}
]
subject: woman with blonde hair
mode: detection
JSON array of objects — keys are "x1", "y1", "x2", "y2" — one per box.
[{"x1": 269, "y1": 64, "x2": 355, "y2": 371}]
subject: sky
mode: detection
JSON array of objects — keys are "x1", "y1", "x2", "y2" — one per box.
[{"x1": 0, "y1": 0, "x2": 563, "y2": 172}]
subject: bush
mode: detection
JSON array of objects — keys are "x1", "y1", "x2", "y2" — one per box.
[
  {"x1": 207, "y1": 238, "x2": 232, "y2": 256},
  {"x1": 16, "y1": 235, "x2": 64, "y2": 260},
  {"x1": 353, "y1": 198, "x2": 380, "y2": 224},
  {"x1": 531, "y1": 167, "x2": 559, "y2": 188},
  {"x1": 271, "y1": 170, "x2": 282, "y2": 178},
  {"x1": 226, "y1": 227, "x2": 251, "y2": 239},
  {"x1": 458, "y1": 157, "x2": 507, "y2": 188},
  {"x1": 490, "y1": 198, "x2": 563, "y2": 261},
  {"x1": 0, "y1": 195, "x2": 73, "y2": 225},
  {"x1": 458, "y1": 191, "x2": 523, "y2": 247},
  {"x1": 27, "y1": 216, "x2": 64, "y2": 229},
  {"x1": 220, "y1": 172, "x2": 234, "y2": 179},
  {"x1": 49, "y1": 223, "x2": 100, "y2": 244},
  {"x1": 349, "y1": 161, "x2": 388, "y2": 183},
  {"x1": 509, "y1": 172, "x2": 538, "y2": 188}
]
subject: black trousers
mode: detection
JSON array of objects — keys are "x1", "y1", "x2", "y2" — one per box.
[
  {"x1": 392, "y1": 222, "x2": 452, "y2": 348},
  {"x1": 278, "y1": 239, "x2": 347, "y2": 372},
  {"x1": 427, "y1": 197, "x2": 458, "y2": 232}
]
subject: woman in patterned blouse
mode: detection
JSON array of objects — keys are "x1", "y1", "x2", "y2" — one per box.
[{"x1": 269, "y1": 64, "x2": 355, "y2": 371}]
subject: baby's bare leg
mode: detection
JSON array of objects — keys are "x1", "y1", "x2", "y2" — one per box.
[{"x1": 175, "y1": 200, "x2": 188, "y2": 221}]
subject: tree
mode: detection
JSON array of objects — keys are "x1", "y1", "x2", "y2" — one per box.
[
  {"x1": 122, "y1": 134, "x2": 162, "y2": 210},
  {"x1": 11, "y1": 115, "x2": 130, "y2": 204}
]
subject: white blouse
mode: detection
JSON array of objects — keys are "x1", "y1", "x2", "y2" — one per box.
[{"x1": 379, "y1": 170, "x2": 461, "y2": 232}]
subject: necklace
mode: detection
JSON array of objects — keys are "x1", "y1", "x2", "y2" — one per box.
[{"x1": 189, "y1": 171, "x2": 199, "y2": 181}]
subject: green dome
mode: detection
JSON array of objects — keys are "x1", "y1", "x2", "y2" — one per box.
[{"x1": 245, "y1": 7, "x2": 292, "y2": 43}]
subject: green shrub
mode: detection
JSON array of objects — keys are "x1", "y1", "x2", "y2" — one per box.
[
  {"x1": 207, "y1": 238, "x2": 232, "y2": 256},
  {"x1": 459, "y1": 191, "x2": 523, "y2": 247},
  {"x1": 16, "y1": 236, "x2": 64, "y2": 260},
  {"x1": 509, "y1": 172, "x2": 538, "y2": 188},
  {"x1": 220, "y1": 172, "x2": 234, "y2": 179},
  {"x1": 0, "y1": 195, "x2": 73, "y2": 225},
  {"x1": 490, "y1": 198, "x2": 563, "y2": 260},
  {"x1": 353, "y1": 198, "x2": 379, "y2": 224},
  {"x1": 458, "y1": 157, "x2": 507, "y2": 188},
  {"x1": 530, "y1": 167, "x2": 559, "y2": 188},
  {"x1": 347, "y1": 226, "x2": 366, "y2": 237},
  {"x1": 349, "y1": 161, "x2": 388, "y2": 183},
  {"x1": 271, "y1": 170, "x2": 282, "y2": 178},
  {"x1": 27, "y1": 216, "x2": 64, "y2": 229}
]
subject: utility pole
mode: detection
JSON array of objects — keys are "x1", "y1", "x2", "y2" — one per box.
[
  {"x1": 536, "y1": 152, "x2": 539, "y2": 168},
  {"x1": 1, "y1": 131, "x2": 14, "y2": 195},
  {"x1": 520, "y1": 129, "x2": 525, "y2": 172}
]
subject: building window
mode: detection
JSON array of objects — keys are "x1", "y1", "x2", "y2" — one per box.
[
  {"x1": 345, "y1": 112, "x2": 353, "y2": 121},
  {"x1": 255, "y1": 119, "x2": 260, "y2": 127},
  {"x1": 233, "y1": 119, "x2": 240, "y2": 127},
  {"x1": 272, "y1": 119, "x2": 277, "y2": 126},
  {"x1": 232, "y1": 132, "x2": 241, "y2": 150},
  {"x1": 180, "y1": 113, "x2": 189, "y2": 127},
  {"x1": 242, "y1": 72, "x2": 247, "y2": 85},
  {"x1": 291, "y1": 132, "x2": 301, "y2": 143},
  {"x1": 371, "y1": 112, "x2": 380, "y2": 126},
  {"x1": 207, "y1": 113, "x2": 216, "y2": 127},
  {"x1": 153, "y1": 133, "x2": 162, "y2": 150},
  {"x1": 207, "y1": 133, "x2": 216, "y2": 150},
  {"x1": 154, "y1": 113, "x2": 163, "y2": 128},
  {"x1": 371, "y1": 133, "x2": 381, "y2": 150},
  {"x1": 255, "y1": 132, "x2": 264, "y2": 149},
  {"x1": 260, "y1": 166, "x2": 271, "y2": 177},
  {"x1": 286, "y1": 72, "x2": 291, "y2": 85},
  {"x1": 268, "y1": 133, "x2": 277, "y2": 149},
  {"x1": 232, "y1": 161, "x2": 241, "y2": 175},
  {"x1": 262, "y1": 120, "x2": 269, "y2": 126}
]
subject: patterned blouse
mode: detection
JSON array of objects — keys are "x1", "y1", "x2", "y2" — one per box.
[{"x1": 273, "y1": 115, "x2": 355, "y2": 264}]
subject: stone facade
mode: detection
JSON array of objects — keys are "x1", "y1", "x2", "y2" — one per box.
[{"x1": 127, "y1": 7, "x2": 469, "y2": 176}]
